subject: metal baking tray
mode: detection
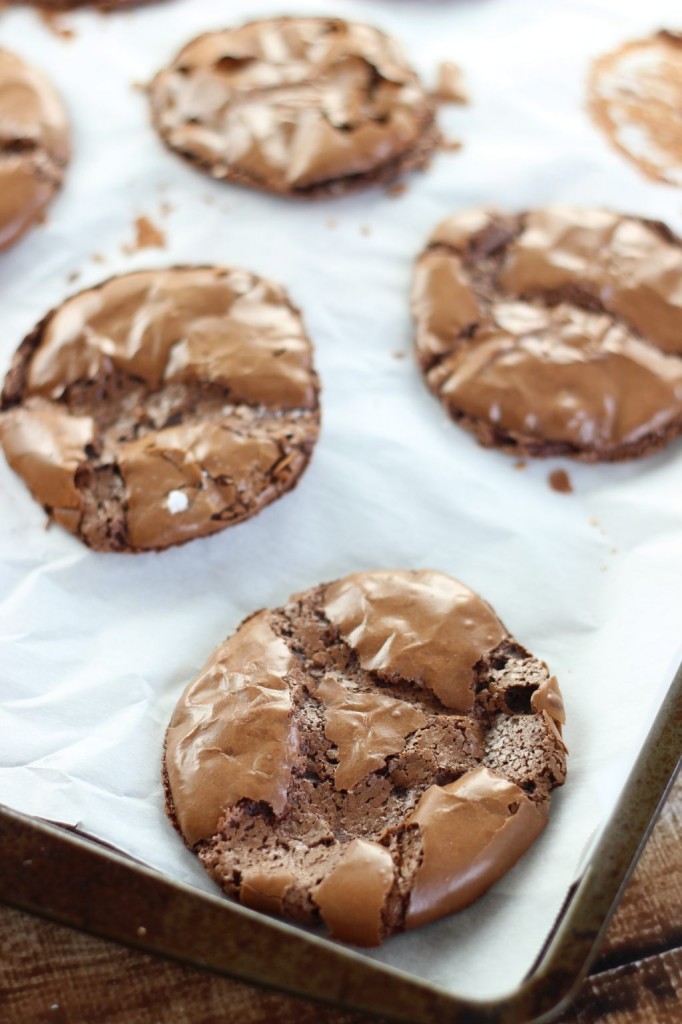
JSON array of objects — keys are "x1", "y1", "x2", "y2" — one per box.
[
  {"x1": 1, "y1": 662, "x2": 679, "y2": 1024},
  {"x1": 1, "y1": 0, "x2": 681, "y2": 1018}
]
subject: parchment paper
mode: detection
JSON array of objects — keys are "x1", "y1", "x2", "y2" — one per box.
[{"x1": 1, "y1": 0, "x2": 681, "y2": 1001}]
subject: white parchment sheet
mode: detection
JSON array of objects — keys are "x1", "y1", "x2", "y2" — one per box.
[{"x1": 1, "y1": 0, "x2": 681, "y2": 1002}]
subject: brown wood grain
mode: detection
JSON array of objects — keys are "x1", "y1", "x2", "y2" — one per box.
[
  {"x1": 557, "y1": 949, "x2": 682, "y2": 1024},
  {"x1": 0, "y1": 774, "x2": 680, "y2": 1024},
  {"x1": 596, "y1": 777, "x2": 682, "y2": 969}
]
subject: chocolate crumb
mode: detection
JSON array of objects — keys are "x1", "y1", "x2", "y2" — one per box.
[
  {"x1": 549, "y1": 469, "x2": 573, "y2": 494},
  {"x1": 387, "y1": 182, "x2": 408, "y2": 198},
  {"x1": 38, "y1": 11, "x2": 75, "y2": 40},
  {"x1": 434, "y1": 62, "x2": 469, "y2": 105},
  {"x1": 123, "y1": 215, "x2": 166, "y2": 254}
]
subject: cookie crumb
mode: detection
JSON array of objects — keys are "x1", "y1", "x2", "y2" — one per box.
[
  {"x1": 66, "y1": 270, "x2": 81, "y2": 284},
  {"x1": 136, "y1": 926, "x2": 147, "y2": 938},
  {"x1": 387, "y1": 182, "x2": 407, "y2": 198},
  {"x1": 91, "y1": 252, "x2": 106, "y2": 264},
  {"x1": 392, "y1": 351, "x2": 406, "y2": 360},
  {"x1": 514, "y1": 459, "x2": 527, "y2": 471},
  {"x1": 549, "y1": 469, "x2": 573, "y2": 494},
  {"x1": 439, "y1": 137, "x2": 463, "y2": 153},
  {"x1": 434, "y1": 62, "x2": 469, "y2": 104},
  {"x1": 123, "y1": 215, "x2": 166, "y2": 255},
  {"x1": 160, "y1": 201, "x2": 174, "y2": 217},
  {"x1": 360, "y1": 224, "x2": 372, "y2": 237},
  {"x1": 38, "y1": 11, "x2": 75, "y2": 41},
  {"x1": 131, "y1": 81, "x2": 149, "y2": 94}
]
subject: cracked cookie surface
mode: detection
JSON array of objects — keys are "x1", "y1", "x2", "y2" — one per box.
[
  {"x1": 0, "y1": 266, "x2": 320, "y2": 552},
  {"x1": 14, "y1": 1, "x2": 158, "y2": 9},
  {"x1": 412, "y1": 206, "x2": 682, "y2": 461},
  {"x1": 0, "y1": 49, "x2": 69, "y2": 251},
  {"x1": 149, "y1": 17, "x2": 438, "y2": 199},
  {"x1": 164, "y1": 569, "x2": 567, "y2": 946}
]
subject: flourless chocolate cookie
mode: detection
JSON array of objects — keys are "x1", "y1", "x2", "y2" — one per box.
[
  {"x1": 15, "y1": 1, "x2": 156, "y2": 9},
  {"x1": 164, "y1": 570, "x2": 567, "y2": 946},
  {"x1": 0, "y1": 49, "x2": 69, "y2": 252},
  {"x1": 0, "y1": 267, "x2": 320, "y2": 552},
  {"x1": 412, "y1": 206, "x2": 682, "y2": 461},
  {"x1": 589, "y1": 30, "x2": 682, "y2": 187},
  {"x1": 149, "y1": 17, "x2": 439, "y2": 199}
]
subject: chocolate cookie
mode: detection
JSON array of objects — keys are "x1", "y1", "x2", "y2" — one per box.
[
  {"x1": 412, "y1": 206, "x2": 682, "y2": 461},
  {"x1": 589, "y1": 30, "x2": 682, "y2": 187},
  {"x1": 149, "y1": 17, "x2": 439, "y2": 199},
  {"x1": 15, "y1": 1, "x2": 156, "y2": 9},
  {"x1": 164, "y1": 570, "x2": 567, "y2": 946},
  {"x1": 0, "y1": 267, "x2": 320, "y2": 552},
  {"x1": 0, "y1": 49, "x2": 69, "y2": 252}
]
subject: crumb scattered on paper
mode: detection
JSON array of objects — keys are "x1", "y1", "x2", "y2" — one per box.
[
  {"x1": 160, "y1": 201, "x2": 174, "y2": 217},
  {"x1": 91, "y1": 252, "x2": 106, "y2": 264},
  {"x1": 392, "y1": 351, "x2": 406, "y2": 360},
  {"x1": 514, "y1": 460, "x2": 527, "y2": 471},
  {"x1": 387, "y1": 182, "x2": 407, "y2": 198},
  {"x1": 434, "y1": 61, "x2": 469, "y2": 104},
  {"x1": 549, "y1": 469, "x2": 573, "y2": 494},
  {"x1": 66, "y1": 270, "x2": 81, "y2": 284},
  {"x1": 439, "y1": 137, "x2": 463, "y2": 154},
  {"x1": 38, "y1": 11, "x2": 75, "y2": 41},
  {"x1": 123, "y1": 216, "x2": 166, "y2": 254},
  {"x1": 360, "y1": 224, "x2": 372, "y2": 236}
]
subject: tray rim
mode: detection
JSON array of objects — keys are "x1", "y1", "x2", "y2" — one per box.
[{"x1": 0, "y1": 662, "x2": 680, "y2": 1024}]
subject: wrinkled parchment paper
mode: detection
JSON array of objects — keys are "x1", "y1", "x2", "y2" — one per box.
[{"x1": 1, "y1": 0, "x2": 681, "y2": 1001}]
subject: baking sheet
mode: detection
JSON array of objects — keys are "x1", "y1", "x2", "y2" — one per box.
[{"x1": 1, "y1": 0, "x2": 681, "y2": 1002}]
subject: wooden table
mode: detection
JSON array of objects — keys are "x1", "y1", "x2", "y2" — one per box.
[{"x1": 1, "y1": 775, "x2": 680, "y2": 1024}]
